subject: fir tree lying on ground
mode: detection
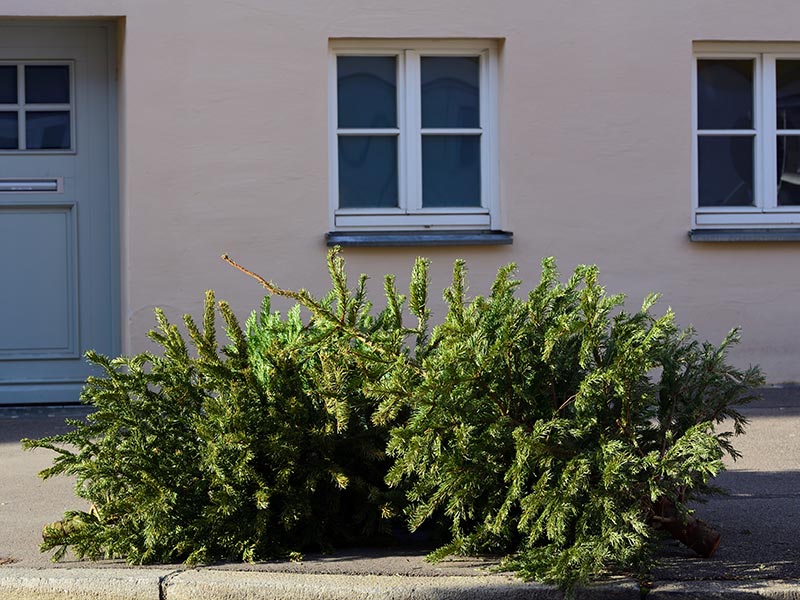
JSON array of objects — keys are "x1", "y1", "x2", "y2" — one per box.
[
  {"x1": 23, "y1": 285, "x2": 400, "y2": 564},
  {"x1": 25, "y1": 249, "x2": 763, "y2": 594},
  {"x1": 225, "y1": 250, "x2": 763, "y2": 592}
]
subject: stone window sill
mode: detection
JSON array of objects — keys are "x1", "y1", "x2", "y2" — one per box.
[
  {"x1": 326, "y1": 230, "x2": 513, "y2": 247},
  {"x1": 689, "y1": 228, "x2": 800, "y2": 242}
]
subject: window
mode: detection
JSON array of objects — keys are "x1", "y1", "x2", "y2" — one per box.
[
  {"x1": 329, "y1": 40, "x2": 502, "y2": 239},
  {"x1": 693, "y1": 48, "x2": 800, "y2": 230},
  {"x1": 0, "y1": 62, "x2": 73, "y2": 152}
]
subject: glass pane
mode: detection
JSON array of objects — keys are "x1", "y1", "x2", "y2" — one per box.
[
  {"x1": 777, "y1": 135, "x2": 800, "y2": 205},
  {"x1": 26, "y1": 111, "x2": 71, "y2": 150},
  {"x1": 25, "y1": 65, "x2": 70, "y2": 104},
  {"x1": 337, "y1": 57, "x2": 396, "y2": 129},
  {"x1": 697, "y1": 60, "x2": 753, "y2": 130},
  {"x1": 777, "y1": 60, "x2": 800, "y2": 130},
  {"x1": 0, "y1": 112, "x2": 18, "y2": 149},
  {"x1": 421, "y1": 57, "x2": 480, "y2": 129},
  {"x1": 0, "y1": 66, "x2": 17, "y2": 104},
  {"x1": 697, "y1": 136, "x2": 753, "y2": 206},
  {"x1": 338, "y1": 136, "x2": 398, "y2": 208},
  {"x1": 422, "y1": 135, "x2": 481, "y2": 207}
]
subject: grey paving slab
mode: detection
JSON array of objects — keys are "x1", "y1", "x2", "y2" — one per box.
[
  {"x1": 0, "y1": 407, "x2": 92, "y2": 567},
  {"x1": 0, "y1": 389, "x2": 799, "y2": 600},
  {"x1": 647, "y1": 580, "x2": 800, "y2": 599}
]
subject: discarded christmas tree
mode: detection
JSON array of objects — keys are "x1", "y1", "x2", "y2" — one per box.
[
  {"x1": 225, "y1": 250, "x2": 763, "y2": 591},
  {"x1": 23, "y1": 288, "x2": 399, "y2": 564},
  {"x1": 25, "y1": 250, "x2": 762, "y2": 594}
]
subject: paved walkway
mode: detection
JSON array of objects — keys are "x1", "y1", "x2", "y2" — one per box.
[{"x1": 0, "y1": 389, "x2": 798, "y2": 598}]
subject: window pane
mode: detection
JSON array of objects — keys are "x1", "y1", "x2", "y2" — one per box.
[
  {"x1": 337, "y1": 57, "x2": 396, "y2": 129},
  {"x1": 25, "y1": 65, "x2": 70, "y2": 104},
  {"x1": 697, "y1": 60, "x2": 753, "y2": 130},
  {"x1": 777, "y1": 135, "x2": 800, "y2": 205},
  {"x1": 697, "y1": 136, "x2": 753, "y2": 206},
  {"x1": 421, "y1": 57, "x2": 479, "y2": 129},
  {"x1": 26, "y1": 111, "x2": 71, "y2": 149},
  {"x1": 777, "y1": 60, "x2": 800, "y2": 130},
  {"x1": 0, "y1": 66, "x2": 17, "y2": 104},
  {"x1": 338, "y1": 136, "x2": 398, "y2": 208},
  {"x1": 0, "y1": 112, "x2": 18, "y2": 149},
  {"x1": 422, "y1": 135, "x2": 480, "y2": 207}
]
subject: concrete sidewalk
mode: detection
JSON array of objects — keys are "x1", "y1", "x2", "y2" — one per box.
[{"x1": 1, "y1": 389, "x2": 799, "y2": 599}]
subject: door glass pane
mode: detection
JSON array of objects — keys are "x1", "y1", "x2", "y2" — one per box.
[
  {"x1": 0, "y1": 112, "x2": 18, "y2": 149},
  {"x1": 26, "y1": 111, "x2": 71, "y2": 150},
  {"x1": 422, "y1": 135, "x2": 481, "y2": 207},
  {"x1": 337, "y1": 57, "x2": 397, "y2": 129},
  {"x1": 777, "y1": 60, "x2": 800, "y2": 130},
  {"x1": 25, "y1": 65, "x2": 70, "y2": 104},
  {"x1": 0, "y1": 66, "x2": 17, "y2": 104},
  {"x1": 697, "y1": 60, "x2": 753, "y2": 130},
  {"x1": 421, "y1": 57, "x2": 480, "y2": 129},
  {"x1": 697, "y1": 136, "x2": 753, "y2": 206},
  {"x1": 777, "y1": 135, "x2": 800, "y2": 205},
  {"x1": 338, "y1": 136, "x2": 398, "y2": 208}
]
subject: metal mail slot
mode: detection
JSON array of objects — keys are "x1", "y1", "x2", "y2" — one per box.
[{"x1": 0, "y1": 179, "x2": 60, "y2": 192}]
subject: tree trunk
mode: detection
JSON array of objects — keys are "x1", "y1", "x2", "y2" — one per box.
[{"x1": 653, "y1": 498, "x2": 721, "y2": 558}]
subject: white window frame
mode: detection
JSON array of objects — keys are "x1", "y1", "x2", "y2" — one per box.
[
  {"x1": 329, "y1": 39, "x2": 499, "y2": 232},
  {"x1": 693, "y1": 45, "x2": 800, "y2": 228}
]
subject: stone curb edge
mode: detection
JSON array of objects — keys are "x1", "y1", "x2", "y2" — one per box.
[{"x1": 0, "y1": 567, "x2": 798, "y2": 599}]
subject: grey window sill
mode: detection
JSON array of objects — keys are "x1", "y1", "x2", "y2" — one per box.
[
  {"x1": 689, "y1": 228, "x2": 800, "y2": 242},
  {"x1": 326, "y1": 230, "x2": 513, "y2": 247}
]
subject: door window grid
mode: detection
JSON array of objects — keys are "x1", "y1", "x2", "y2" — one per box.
[{"x1": 0, "y1": 62, "x2": 74, "y2": 152}]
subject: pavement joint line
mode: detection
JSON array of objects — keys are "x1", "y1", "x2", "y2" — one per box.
[{"x1": 159, "y1": 568, "x2": 187, "y2": 600}]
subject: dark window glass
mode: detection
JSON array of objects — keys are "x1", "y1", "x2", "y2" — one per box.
[
  {"x1": 338, "y1": 136, "x2": 398, "y2": 208},
  {"x1": 697, "y1": 60, "x2": 753, "y2": 130},
  {"x1": 337, "y1": 57, "x2": 397, "y2": 129},
  {"x1": 25, "y1": 65, "x2": 70, "y2": 104},
  {"x1": 421, "y1": 57, "x2": 479, "y2": 129},
  {"x1": 698, "y1": 136, "x2": 754, "y2": 206},
  {"x1": 26, "y1": 111, "x2": 71, "y2": 149},
  {"x1": 777, "y1": 60, "x2": 800, "y2": 130},
  {"x1": 777, "y1": 135, "x2": 800, "y2": 205},
  {"x1": 0, "y1": 112, "x2": 18, "y2": 149},
  {"x1": 0, "y1": 66, "x2": 17, "y2": 104},
  {"x1": 422, "y1": 135, "x2": 481, "y2": 207}
]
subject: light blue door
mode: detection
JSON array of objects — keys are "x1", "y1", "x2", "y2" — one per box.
[{"x1": 0, "y1": 23, "x2": 118, "y2": 404}]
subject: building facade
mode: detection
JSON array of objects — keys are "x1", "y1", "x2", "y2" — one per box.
[{"x1": 1, "y1": 1, "x2": 799, "y2": 403}]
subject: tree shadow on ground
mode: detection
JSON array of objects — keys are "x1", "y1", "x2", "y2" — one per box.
[
  {"x1": 0, "y1": 406, "x2": 91, "y2": 445},
  {"x1": 654, "y1": 470, "x2": 800, "y2": 581}
]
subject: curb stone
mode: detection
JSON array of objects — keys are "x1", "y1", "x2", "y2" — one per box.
[
  {"x1": 164, "y1": 570, "x2": 640, "y2": 600},
  {"x1": 0, "y1": 567, "x2": 798, "y2": 599},
  {"x1": 0, "y1": 567, "x2": 174, "y2": 600}
]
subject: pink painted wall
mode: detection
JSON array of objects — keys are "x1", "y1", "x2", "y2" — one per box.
[{"x1": 3, "y1": 1, "x2": 798, "y2": 380}]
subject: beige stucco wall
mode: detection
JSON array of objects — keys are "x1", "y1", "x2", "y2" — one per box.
[{"x1": 5, "y1": 1, "x2": 800, "y2": 381}]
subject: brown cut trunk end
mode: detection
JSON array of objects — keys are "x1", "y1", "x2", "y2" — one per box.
[{"x1": 653, "y1": 498, "x2": 721, "y2": 558}]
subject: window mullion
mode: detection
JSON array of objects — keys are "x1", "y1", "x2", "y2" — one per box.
[
  {"x1": 762, "y1": 55, "x2": 778, "y2": 210},
  {"x1": 404, "y1": 50, "x2": 422, "y2": 213},
  {"x1": 17, "y1": 64, "x2": 25, "y2": 150}
]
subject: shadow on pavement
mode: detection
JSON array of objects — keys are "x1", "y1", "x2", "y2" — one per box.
[
  {"x1": 654, "y1": 469, "x2": 800, "y2": 581},
  {"x1": 0, "y1": 406, "x2": 91, "y2": 445}
]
